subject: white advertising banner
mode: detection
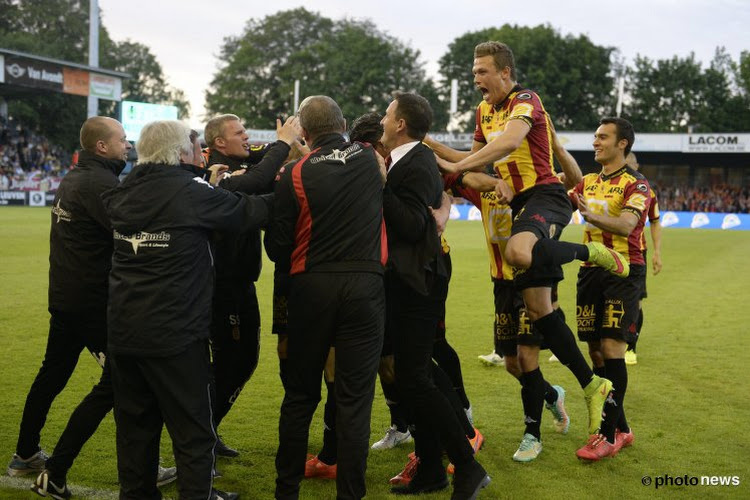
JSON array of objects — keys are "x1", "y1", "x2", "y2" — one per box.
[
  {"x1": 89, "y1": 73, "x2": 122, "y2": 101},
  {"x1": 556, "y1": 132, "x2": 750, "y2": 153}
]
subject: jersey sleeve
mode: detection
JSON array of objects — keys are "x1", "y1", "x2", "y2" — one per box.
[
  {"x1": 507, "y1": 91, "x2": 540, "y2": 128},
  {"x1": 622, "y1": 180, "x2": 651, "y2": 218}
]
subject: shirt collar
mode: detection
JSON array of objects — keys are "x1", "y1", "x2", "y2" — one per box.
[{"x1": 388, "y1": 141, "x2": 420, "y2": 173}]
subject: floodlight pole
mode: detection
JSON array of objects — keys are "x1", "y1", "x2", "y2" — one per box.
[
  {"x1": 293, "y1": 80, "x2": 300, "y2": 115},
  {"x1": 450, "y1": 79, "x2": 458, "y2": 115},
  {"x1": 87, "y1": 0, "x2": 99, "y2": 118}
]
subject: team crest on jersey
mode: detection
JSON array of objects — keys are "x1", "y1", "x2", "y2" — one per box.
[
  {"x1": 636, "y1": 182, "x2": 648, "y2": 193},
  {"x1": 517, "y1": 92, "x2": 532, "y2": 100}
]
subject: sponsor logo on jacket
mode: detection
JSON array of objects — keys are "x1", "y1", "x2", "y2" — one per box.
[
  {"x1": 52, "y1": 199, "x2": 72, "y2": 222},
  {"x1": 113, "y1": 230, "x2": 171, "y2": 254},
  {"x1": 309, "y1": 143, "x2": 364, "y2": 165}
]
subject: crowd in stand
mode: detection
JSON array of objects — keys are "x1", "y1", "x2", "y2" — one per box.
[
  {"x1": 2, "y1": 116, "x2": 749, "y2": 213},
  {"x1": 0, "y1": 117, "x2": 72, "y2": 191},
  {"x1": 655, "y1": 183, "x2": 750, "y2": 214}
]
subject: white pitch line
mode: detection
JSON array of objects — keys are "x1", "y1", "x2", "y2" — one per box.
[{"x1": 0, "y1": 475, "x2": 176, "y2": 500}]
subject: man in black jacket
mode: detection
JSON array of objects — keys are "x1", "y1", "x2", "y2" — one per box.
[
  {"x1": 202, "y1": 114, "x2": 300, "y2": 456},
  {"x1": 9, "y1": 117, "x2": 130, "y2": 481},
  {"x1": 381, "y1": 93, "x2": 490, "y2": 500},
  {"x1": 102, "y1": 120, "x2": 271, "y2": 500},
  {"x1": 267, "y1": 96, "x2": 386, "y2": 500}
]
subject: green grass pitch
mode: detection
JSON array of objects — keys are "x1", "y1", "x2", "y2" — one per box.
[{"x1": 1, "y1": 206, "x2": 748, "y2": 499}]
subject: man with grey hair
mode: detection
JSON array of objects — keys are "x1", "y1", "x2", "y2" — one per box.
[
  {"x1": 102, "y1": 120, "x2": 272, "y2": 500},
  {"x1": 267, "y1": 96, "x2": 386, "y2": 500}
]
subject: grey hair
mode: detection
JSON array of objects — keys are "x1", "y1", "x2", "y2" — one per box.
[{"x1": 136, "y1": 120, "x2": 192, "y2": 166}]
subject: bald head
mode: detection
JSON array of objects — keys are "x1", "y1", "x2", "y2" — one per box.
[
  {"x1": 298, "y1": 96, "x2": 346, "y2": 144},
  {"x1": 79, "y1": 116, "x2": 131, "y2": 161}
]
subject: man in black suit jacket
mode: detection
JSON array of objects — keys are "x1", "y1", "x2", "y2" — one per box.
[{"x1": 381, "y1": 92, "x2": 490, "y2": 500}]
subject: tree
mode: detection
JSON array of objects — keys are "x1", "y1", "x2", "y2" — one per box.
[
  {"x1": 0, "y1": 0, "x2": 188, "y2": 146},
  {"x1": 624, "y1": 54, "x2": 704, "y2": 132},
  {"x1": 738, "y1": 51, "x2": 750, "y2": 97},
  {"x1": 438, "y1": 25, "x2": 616, "y2": 131},
  {"x1": 206, "y1": 8, "x2": 445, "y2": 129},
  {"x1": 624, "y1": 49, "x2": 750, "y2": 133}
]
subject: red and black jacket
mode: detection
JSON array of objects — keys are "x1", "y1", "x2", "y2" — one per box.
[{"x1": 266, "y1": 133, "x2": 387, "y2": 275}]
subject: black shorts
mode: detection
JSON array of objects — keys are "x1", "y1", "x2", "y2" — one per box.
[
  {"x1": 510, "y1": 184, "x2": 573, "y2": 290},
  {"x1": 639, "y1": 250, "x2": 648, "y2": 299},
  {"x1": 576, "y1": 265, "x2": 646, "y2": 343},
  {"x1": 494, "y1": 280, "x2": 547, "y2": 356}
]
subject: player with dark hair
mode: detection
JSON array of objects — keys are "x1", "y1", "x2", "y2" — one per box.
[{"x1": 571, "y1": 118, "x2": 651, "y2": 460}]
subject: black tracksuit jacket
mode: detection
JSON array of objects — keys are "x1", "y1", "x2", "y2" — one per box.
[
  {"x1": 209, "y1": 142, "x2": 290, "y2": 285},
  {"x1": 48, "y1": 150, "x2": 125, "y2": 312},
  {"x1": 101, "y1": 162, "x2": 272, "y2": 357},
  {"x1": 265, "y1": 133, "x2": 386, "y2": 274}
]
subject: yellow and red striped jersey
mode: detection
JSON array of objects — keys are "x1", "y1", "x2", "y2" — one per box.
[
  {"x1": 640, "y1": 188, "x2": 660, "y2": 251},
  {"x1": 571, "y1": 166, "x2": 651, "y2": 265},
  {"x1": 473, "y1": 85, "x2": 561, "y2": 195},
  {"x1": 444, "y1": 173, "x2": 513, "y2": 280}
]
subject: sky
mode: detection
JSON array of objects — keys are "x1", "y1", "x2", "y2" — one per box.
[{"x1": 99, "y1": 0, "x2": 750, "y2": 129}]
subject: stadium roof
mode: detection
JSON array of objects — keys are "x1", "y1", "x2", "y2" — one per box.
[{"x1": 0, "y1": 48, "x2": 130, "y2": 79}]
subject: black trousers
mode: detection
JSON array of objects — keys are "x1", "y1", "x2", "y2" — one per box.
[
  {"x1": 388, "y1": 272, "x2": 473, "y2": 475},
  {"x1": 45, "y1": 358, "x2": 113, "y2": 480},
  {"x1": 211, "y1": 282, "x2": 261, "y2": 427},
  {"x1": 16, "y1": 308, "x2": 107, "y2": 458},
  {"x1": 275, "y1": 272, "x2": 384, "y2": 500},
  {"x1": 111, "y1": 341, "x2": 215, "y2": 500}
]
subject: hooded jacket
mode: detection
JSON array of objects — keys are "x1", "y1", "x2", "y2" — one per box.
[
  {"x1": 101, "y1": 162, "x2": 272, "y2": 357},
  {"x1": 48, "y1": 150, "x2": 125, "y2": 312}
]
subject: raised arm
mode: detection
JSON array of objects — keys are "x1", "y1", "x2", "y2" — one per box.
[
  {"x1": 551, "y1": 123, "x2": 582, "y2": 189},
  {"x1": 424, "y1": 134, "x2": 483, "y2": 163},
  {"x1": 437, "y1": 119, "x2": 530, "y2": 174}
]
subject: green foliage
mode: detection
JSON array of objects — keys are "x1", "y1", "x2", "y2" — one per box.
[
  {"x1": 625, "y1": 54, "x2": 705, "y2": 132},
  {"x1": 0, "y1": 0, "x2": 188, "y2": 147},
  {"x1": 438, "y1": 25, "x2": 615, "y2": 132},
  {"x1": 206, "y1": 8, "x2": 446, "y2": 130},
  {"x1": 624, "y1": 48, "x2": 750, "y2": 133},
  {"x1": 738, "y1": 51, "x2": 750, "y2": 96},
  {"x1": 1, "y1": 208, "x2": 750, "y2": 499}
]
